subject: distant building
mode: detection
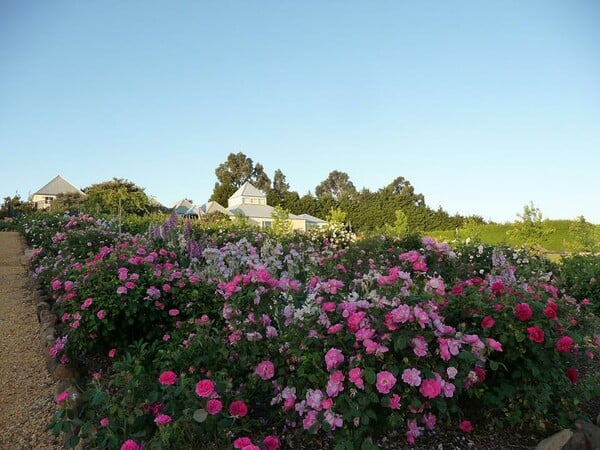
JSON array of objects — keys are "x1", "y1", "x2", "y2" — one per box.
[
  {"x1": 30, "y1": 175, "x2": 85, "y2": 210},
  {"x1": 177, "y1": 182, "x2": 326, "y2": 232}
]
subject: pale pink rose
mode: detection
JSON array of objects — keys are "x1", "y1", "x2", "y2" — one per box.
[
  {"x1": 402, "y1": 368, "x2": 422, "y2": 386},
  {"x1": 375, "y1": 371, "x2": 396, "y2": 394},
  {"x1": 255, "y1": 360, "x2": 275, "y2": 380},
  {"x1": 324, "y1": 348, "x2": 344, "y2": 371}
]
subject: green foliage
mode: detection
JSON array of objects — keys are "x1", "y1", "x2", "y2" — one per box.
[
  {"x1": 558, "y1": 255, "x2": 600, "y2": 315},
  {"x1": 210, "y1": 152, "x2": 271, "y2": 205},
  {"x1": 383, "y1": 209, "x2": 408, "y2": 237},
  {"x1": 0, "y1": 194, "x2": 34, "y2": 218},
  {"x1": 568, "y1": 216, "x2": 598, "y2": 253},
  {"x1": 83, "y1": 178, "x2": 151, "y2": 217},
  {"x1": 506, "y1": 202, "x2": 555, "y2": 249},
  {"x1": 270, "y1": 205, "x2": 293, "y2": 236}
]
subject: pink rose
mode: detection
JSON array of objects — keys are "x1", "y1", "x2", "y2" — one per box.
[
  {"x1": 514, "y1": 303, "x2": 532, "y2": 321},
  {"x1": 262, "y1": 435, "x2": 280, "y2": 450},
  {"x1": 375, "y1": 371, "x2": 396, "y2": 394},
  {"x1": 195, "y1": 379, "x2": 215, "y2": 398},
  {"x1": 120, "y1": 440, "x2": 141, "y2": 450},
  {"x1": 556, "y1": 336, "x2": 574, "y2": 353},
  {"x1": 324, "y1": 348, "x2": 344, "y2": 371},
  {"x1": 206, "y1": 399, "x2": 223, "y2": 415},
  {"x1": 419, "y1": 379, "x2": 442, "y2": 399},
  {"x1": 459, "y1": 420, "x2": 472, "y2": 433},
  {"x1": 481, "y1": 316, "x2": 495, "y2": 329},
  {"x1": 527, "y1": 326, "x2": 545, "y2": 343},
  {"x1": 229, "y1": 400, "x2": 248, "y2": 417},
  {"x1": 154, "y1": 414, "x2": 172, "y2": 426},
  {"x1": 158, "y1": 370, "x2": 178, "y2": 386},
  {"x1": 255, "y1": 360, "x2": 275, "y2": 380}
]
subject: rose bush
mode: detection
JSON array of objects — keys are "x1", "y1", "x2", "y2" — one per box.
[{"x1": 23, "y1": 213, "x2": 598, "y2": 449}]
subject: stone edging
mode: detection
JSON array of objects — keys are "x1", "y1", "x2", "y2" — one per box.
[{"x1": 23, "y1": 243, "x2": 82, "y2": 446}]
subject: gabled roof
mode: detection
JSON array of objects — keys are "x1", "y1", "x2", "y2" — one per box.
[
  {"x1": 230, "y1": 181, "x2": 266, "y2": 199},
  {"x1": 201, "y1": 201, "x2": 231, "y2": 215},
  {"x1": 34, "y1": 175, "x2": 83, "y2": 196},
  {"x1": 171, "y1": 199, "x2": 194, "y2": 215},
  {"x1": 298, "y1": 213, "x2": 327, "y2": 224}
]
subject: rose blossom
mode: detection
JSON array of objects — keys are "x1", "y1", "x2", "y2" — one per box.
[
  {"x1": 481, "y1": 316, "x2": 495, "y2": 329},
  {"x1": 556, "y1": 336, "x2": 574, "y2": 353},
  {"x1": 255, "y1": 360, "x2": 275, "y2": 380},
  {"x1": 195, "y1": 379, "x2": 215, "y2": 398},
  {"x1": 154, "y1": 414, "x2": 172, "y2": 426},
  {"x1": 229, "y1": 400, "x2": 248, "y2": 417},
  {"x1": 375, "y1": 371, "x2": 396, "y2": 394},
  {"x1": 324, "y1": 348, "x2": 344, "y2": 371},
  {"x1": 514, "y1": 303, "x2": 533, "y2": 321},
  {"x1": 419, "y1": 379, "x2": 442, "y2": 399},
  {"x1": 527, "y1": 326, "x2": 545, "y2": 343},
  {"x1": 459, "y1": 420, "x2": 473, "y2": 433},
  {"x1": 158, "y1": 370, "x2": 178, "y2": 385},
  {"x1": 120, "y1": 440, "x2": 141, "y2": 450},
  {"x1": 206, "y1": 399, "x2": 223, "y2": 415}
]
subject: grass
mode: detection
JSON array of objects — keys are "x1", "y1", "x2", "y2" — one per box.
[{"x1": 429, "y1": 220, "x2": 600, "y2": 254}]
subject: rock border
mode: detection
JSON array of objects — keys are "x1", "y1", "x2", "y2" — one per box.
[{"x1": 24, "y1": 244, "x2": 83, "y2": 447}]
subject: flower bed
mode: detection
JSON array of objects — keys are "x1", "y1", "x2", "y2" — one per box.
[{"x1": 24, "y1": 213, "x2": 600, "y2": 450}]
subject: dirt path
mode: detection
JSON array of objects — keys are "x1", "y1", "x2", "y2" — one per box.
[{"x1": 0, "y1": 232, "x2": 62, "y2": 450}]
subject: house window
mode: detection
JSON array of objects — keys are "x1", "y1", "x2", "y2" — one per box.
[
  {"x1": 262, "y1": 220, "x2": 272, "y2": 228},
  {"x1": 44, "y1": 196, "x2": 53, "y2": 204}
]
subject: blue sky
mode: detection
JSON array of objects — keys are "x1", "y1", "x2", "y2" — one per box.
[{"x1": 1, "y1": 1, "x2": 599, "y2": 223}]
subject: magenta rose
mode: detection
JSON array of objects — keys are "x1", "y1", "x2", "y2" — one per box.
[
  {"x1": 514, "y1": 303, "x2": 533, "y2": 321},
  {"x1": 195, "y1": 379, "x2": 215, "y2": 398}
]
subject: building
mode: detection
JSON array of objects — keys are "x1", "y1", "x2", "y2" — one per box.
[
  {"x1": 176, "y1": 182, "x2": 326, "y2": 231},
  {"x1": 30, "y1": 175, "x2": 85, "y2": 210}
]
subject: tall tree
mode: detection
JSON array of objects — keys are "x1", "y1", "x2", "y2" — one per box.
[
  {"x1": 210, "y1": 152, "x2": 272, "y2": 205},
  {"x1": 268, "y1": 169, "x2": 290, "y2": 206},
  {"x1": 315, "y1": 170, "x2": 357, "y2": 201},
  {"x1": 83, "y1": 178, "x2": 150, "y2": 216}
]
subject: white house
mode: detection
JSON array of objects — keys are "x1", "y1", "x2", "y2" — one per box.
[
  {"x1": 177, "y1": 182, "x2": 326, "y2": 231},
  {"x1": 30, "y1": 175, "x2": 85, "y2": 210}
]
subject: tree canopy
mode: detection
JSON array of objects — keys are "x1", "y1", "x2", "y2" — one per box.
[
  {"x1": 211, "y1": 153, "x2": 271, "y2": 205},
  {"x1": 83, "y1": 178, "x2": 151, "y2": 216}
]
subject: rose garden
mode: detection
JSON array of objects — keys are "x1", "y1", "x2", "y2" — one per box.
[{"x1": 16, "y1": 212, "x2": 600, "y2": 450}]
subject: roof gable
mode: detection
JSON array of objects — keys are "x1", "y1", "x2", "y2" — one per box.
[
  {"x1": 230, "y1": 182, "x2": 266, "y2": 199},
  {"x1": 34, "y1": 175, "x2": 83, "y2": 196}
]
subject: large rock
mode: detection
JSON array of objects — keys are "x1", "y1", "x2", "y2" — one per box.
[
  {"x1": 535, "y1": 429, "x2": 573, "y2": 450},
  {"x1": 562, "y1": 422, "x2": 600, "y2": 450}
]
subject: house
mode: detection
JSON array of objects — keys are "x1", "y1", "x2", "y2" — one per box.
[
  {"x1": 212, "y1": 182, "x2": 326, "y2": 232},
  {"x1": 171, "y1": 199, "x2": 194, "y2": 215},
  {"x1": 30, "y1": 175, "x2": 85, "y2": 210}
]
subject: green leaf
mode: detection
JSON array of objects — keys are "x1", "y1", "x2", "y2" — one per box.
[
  {"x1": 193, "y1": 408, "x2": 208, "y2": 423},
  {"x1": 364, "y1": 368, "x2": 376, "y2": 385}
]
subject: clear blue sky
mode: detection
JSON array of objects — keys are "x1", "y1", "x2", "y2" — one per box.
[{"x1": 1, "y1": 1, "x2": 599, "y2": 223}]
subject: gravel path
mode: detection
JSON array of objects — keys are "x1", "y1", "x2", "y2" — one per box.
[{"x1": 0, "y1": 232, "x2": 62, "y2": 450}]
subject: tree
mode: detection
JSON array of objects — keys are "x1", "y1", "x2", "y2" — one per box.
[
  {"x1": 210, "y1": 152, "x2": 272, "y2": 206},
  {"x1": 271, "y1": 206, "x2": 293, "y2": 236},
  {"x1": 568, "y1": 215, "x2": 598, "y2": 253},
  {"x1": 52, "y1": 192, "x2": 86, "y2": 213},
  {"x1": 507, "y1": 202, "x2": 555, "y2": 248},
  {"x1": 0, "y1": 194, "x2": 33, "y2": 218},
  {"x1": 268, "y1": 169, "x2": 290, "y2": 206},
  {"x1": 83, "y1": 178, "x2": 151, "y2": 217},
  {"x1": 315, "y1": 170, "x2": 357, "y2": 201},
  {"x1": 384, "y1": 209, "x2": 409, "y2": 237}
]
